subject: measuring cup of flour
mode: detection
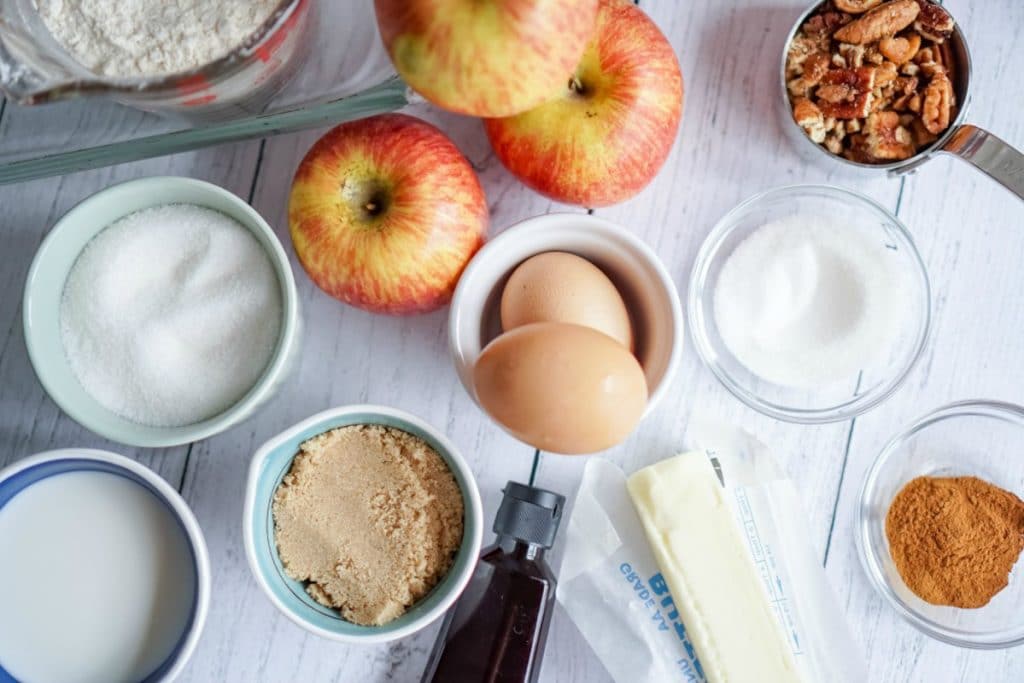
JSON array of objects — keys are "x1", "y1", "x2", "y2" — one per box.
[
  {"x1": 0, "y1": 0, "x2": 312, "y2": 119},
  {"x1": 780, "y1": 0, "x2": 1024, "y2": 202}
]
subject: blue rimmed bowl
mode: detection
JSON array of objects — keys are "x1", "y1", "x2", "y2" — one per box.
[
  {"x1": 0, "y1": 449, "x2": 210, "y2": 682},
  {"x1": 243, "y1": 405, "x2": 483, "y2": 643}
]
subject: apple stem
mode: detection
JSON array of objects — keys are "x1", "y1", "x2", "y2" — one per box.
[{"x1": 568, "y1": 76, "x2": 587, "y2": 96}]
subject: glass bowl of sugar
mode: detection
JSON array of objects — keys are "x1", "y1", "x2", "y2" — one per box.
[{"x1": 688, "y1": 184, "x2": 931, "y2": 424}]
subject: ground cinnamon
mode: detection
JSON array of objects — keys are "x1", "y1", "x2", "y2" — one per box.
[{"x1": 885, "y1": 476, "x2": 1024, "y2": 608}]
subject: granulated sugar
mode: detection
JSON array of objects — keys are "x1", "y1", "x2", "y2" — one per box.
[
  {"x1": 34, "y1": 0, "x2": 280, "y2": 77},
  {"x1": 60, "y1": 204, "x2": 282, "y2": 427},
  {"x1": 713, "y1": 214, "x2": 911, "y2": 388}
]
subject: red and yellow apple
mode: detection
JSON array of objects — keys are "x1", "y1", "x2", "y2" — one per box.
[
  {"x1": 484, "y1": 0, "x2": 684, "y2": 207},
  {"x1": 289, "y1": 113, "x2": 488, "y2": 315},
  {"x1": 374, "y1": 0, "x2": 599, "y2": 118}
]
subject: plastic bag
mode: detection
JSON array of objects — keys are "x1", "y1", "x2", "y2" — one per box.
[{"x1": 556, "y1": 419, "x2": 866, "y2": 683}]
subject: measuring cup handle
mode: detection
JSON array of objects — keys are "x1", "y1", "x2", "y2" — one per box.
[{"x1": 939, "y1": 125, "x2": 1024, "y2": 202}]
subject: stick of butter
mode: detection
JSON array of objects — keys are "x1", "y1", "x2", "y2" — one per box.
[{"x1": 627, "y1": 452, "x2": 801, "y2": 683}]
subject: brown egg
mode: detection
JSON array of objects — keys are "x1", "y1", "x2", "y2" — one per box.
[
  {"x1": 473, "y1": 322, "x2": 648, "y2": 455},
  {"x1": 500, "y1": 252, "x2": 634, "y2": 351}
]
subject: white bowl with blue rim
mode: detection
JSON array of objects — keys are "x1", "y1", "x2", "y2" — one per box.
[
  {"x1": 0, "y1": 449, "x2": 210, "y2": 682},
  {"x1": 23, "y1": 176, "x2": 302, "y2": 449},
  {"x1": 243, "y1": 405, "x2": 484, "y2": 643}
]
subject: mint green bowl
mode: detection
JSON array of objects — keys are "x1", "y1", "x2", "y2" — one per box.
[
  {"x1": 23, "y1": 176, "x2": 302, "y2": 448},
  {"x1": 244, "y1": 405, "x2": 484, "y2": 643}
]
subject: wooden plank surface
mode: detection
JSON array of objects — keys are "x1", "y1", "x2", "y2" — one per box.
[{"x1": 0, "y1": 0, "x2": 1021, "y2": 681}]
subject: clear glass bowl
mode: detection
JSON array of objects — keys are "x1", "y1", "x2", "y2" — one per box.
[
  {"x1": 688, "y1": 185, "x2": 931, "y2": 423},
  {"x1": 858, "y1": 401, "x2": 1024, "y2": 649}
]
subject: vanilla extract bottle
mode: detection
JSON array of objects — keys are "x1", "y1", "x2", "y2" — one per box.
[{"x1": 421, "y1": 482, "x2": 565, "y2": 683}]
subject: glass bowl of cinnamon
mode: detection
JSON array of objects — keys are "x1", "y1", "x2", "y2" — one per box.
[{"x1": 858, "y1": 400, "x2": 1024, "y2": 649}]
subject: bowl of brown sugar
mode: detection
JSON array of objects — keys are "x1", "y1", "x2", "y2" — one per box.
[
  {"x1": 859, "y1": 400, "x2": 1024, "y2": 648},
  {"x1": 243, "y1": 405, "x2": 484, "y2": 643}
]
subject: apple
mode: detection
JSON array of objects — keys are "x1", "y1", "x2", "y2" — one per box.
[
  {"x1": 374, "y1": 0, "x2": 598, "y2": 118},
  {"x1": 484, "y1": 0, "x2": 684, "y2": 207},
  {"x1": 289, "y1": 113, "x2": 488, "y2": 315}
]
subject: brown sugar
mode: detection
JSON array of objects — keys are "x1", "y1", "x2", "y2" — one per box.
[
  {"x1": 272, "y1": 425, "x2": 464, "y2": 626},
  {"x1": 885, "y1": 476, "x2": 1024, "y2": 608}
]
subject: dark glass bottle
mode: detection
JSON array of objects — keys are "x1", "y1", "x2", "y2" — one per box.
[{"x1": 421, "y1": 482, "x2": 565, "y2": 683}]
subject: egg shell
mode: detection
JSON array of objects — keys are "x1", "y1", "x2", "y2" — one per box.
[
  {"x1": 500, "y1": 252, "x2": 634, "y2": 351},
  {"x1": 473, "y1": 322, "x2": 648, "y2": 455}
]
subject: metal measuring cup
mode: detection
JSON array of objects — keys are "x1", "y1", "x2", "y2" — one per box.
[{"x1": 780, "y1": 1, "x2": 1024, "y2": 201}]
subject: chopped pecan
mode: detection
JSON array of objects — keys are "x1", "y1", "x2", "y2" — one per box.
[
  {"x1": 915, "y1": 47, "x2": 934, "y2": 64},
  {"x1": 922, "y1": 71, "x2": 954, "y2": 134},
  {"x1": 788, "y1": 77, "x2": 810, "y2": 98},
  {"x1": 866, "y1": 48, "x2": 886, "y2": 65},
  {"x1": 839, "y1": 43, "x2": 867, "y2": 68},
  {"x1": 884, "y1": 74, "x2": 919, "y2": 98},
  {"x1": 913, "y1": 0, "x2": 955, "y2": 43},
  {"x1": 908, "y1": 93, "x2": 921, "y2": 113},
  {"x1": 825, "y1": 133, "x2": 845, "y2": 155},
  {"x1": 803, "y1": 11, "x2": 853, "y2": 37},
  {"x1": 900, "y1": 61, "x2": 921, "y2": 76},
  {"x1": 876, "y1": 61, "x2": 899, "y2": 86},
  {"x1": 803, "y1": 53, "x2": 831, "y2": 85},
  {"x1": 816, "y1": 66, "x2": 877, "y2": 119},
  {"x1": 835, "y1": 0, "x2": 883, "y2": 14},
  {"x1": 911, "y1": 117, "x2": 938, "y2": 146},
  {"x1": 793, "y1": 97, "x2": 828, "y2": 143},
  {"x1": 787, "y1": 35, "x2": 824, "y2": 78},
  {"x1": 788, "y1": 52, "x2": 832, "y2": 96},
  {"x1": 844, "y1": 134, "x2": 874, "y2": 162},
  {"x1": 878, "y1": 33, "x2": 922, "y2": 64},
  {"x1": 846, "y1": 118, "x2": 862, "y2": 133},
  {"x1": 834, "y1": 0, "x2": 920, "y2": 44},
  {"x1": 864, "y1": 111, "x2": 916, "y2": 160}
]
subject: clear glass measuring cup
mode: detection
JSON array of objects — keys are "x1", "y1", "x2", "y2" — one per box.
[{"x1": 0, "y1": 0, "x2": 313, "y2": 120}]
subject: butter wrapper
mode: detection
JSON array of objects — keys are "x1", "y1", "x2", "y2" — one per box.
[
  {"x1": 556, "y1": 420, "x2": 866, "y2": 683},
  {"x1": 556, "y1": 458, "x2": 705, "y2": 683}
]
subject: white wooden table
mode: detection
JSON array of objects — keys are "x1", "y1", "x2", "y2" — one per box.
[{"x1": 1, "y1": 1, "x2": 1022, "y2": 681}]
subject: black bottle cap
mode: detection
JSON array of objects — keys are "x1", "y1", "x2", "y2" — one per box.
[{"x1": 493, "y1": 481, "x2": 565, "y2": 549}]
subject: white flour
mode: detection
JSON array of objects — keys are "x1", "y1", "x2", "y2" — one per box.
[{"x1": 34, "y1": 0, "x2": 281, "y2": 78}]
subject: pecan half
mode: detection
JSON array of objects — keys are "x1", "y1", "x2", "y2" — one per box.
[
  {"x1": 864, "y1": 111, "x2": 916, "y2": 160},
  {"x1": 913, "y1": 0, "x2": 955, "y2": 43},
  {"x1": 835, "y1": 0, "x2": 883, "y2": 14},
  {"x1": 922, "y1": 71, "x2": 954, "y2": 134},
  {"x1": 835, "y1": 0, "x2": 920, "y2": 44},
  {"x1": 878, "y1": 34, "x2": 922, "y2": 64},
  {"x1": 816, "y1": 66, "x2": 877, "y2": 119},
  {"x1": 793, "y1": 97, "x2": 828, "y2": 143}
]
